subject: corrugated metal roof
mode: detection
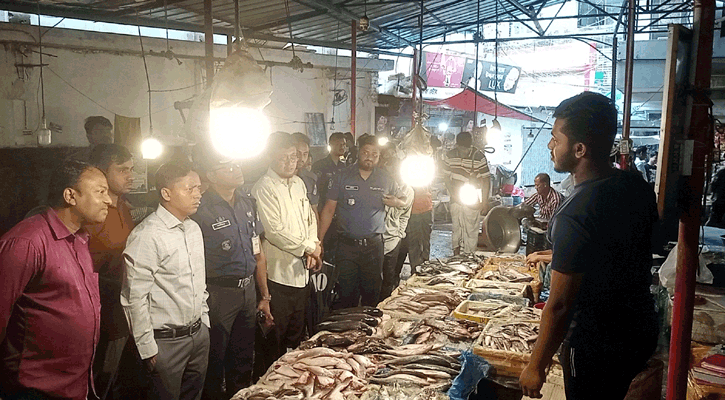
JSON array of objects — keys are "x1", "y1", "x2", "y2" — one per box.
[{"x1": 1, "y1": 0, "x2": 560, "y2": 50}]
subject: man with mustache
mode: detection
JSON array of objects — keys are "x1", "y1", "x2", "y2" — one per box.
[
  {"x1": 86, "y1": 144, "x2": 138, "y2": 400},
  {"x1": 318, "y1": 134, "x2": 405, "y2": 309},
  {"x1": 0, "y1": 159, "x2": 111, "y2": 400},
  {"x1": 122, "y1": 161, "x2": 210, "y2": 400}
]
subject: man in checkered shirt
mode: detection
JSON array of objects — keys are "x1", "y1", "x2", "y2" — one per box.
[{"x1": 524, "y1": 173, "x2": 564, "y2": 220}]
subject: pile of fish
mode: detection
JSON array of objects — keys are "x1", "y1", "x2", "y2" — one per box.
[
  {"x1": 457, "y1": 299, "x2": 512, "y2": 319},
  {"x1": 402, "y1": 318, "x2": 483, "y2": 344},
  {"x1": 407, "y1": 271, "x2": 466, "y2": 288},
  {"x1": 371, "y1": 349, "x2": 462, "y2": 389},
  {"x1": 500, "y1": 305, "x2": 541, "y2": 322},
  {"x1": 380, "y1": 287, "x2": 470, "y2": 318},
  {"x1": 465, "y1": 279, "x2": 527, "y2": 291},
  {"x1": 232, "y1": 347, "x2": 376, "y2": 400},
  {"x1": 313, "y1": 306, "x2": 382, "y2": 335},
  {"x1": 482, "y1": 266, "x2": 535, "y2": 283},
  {"x1": 360, "y1": 385, "x2": 449, "y2": 400},
  {"x1": 481, "y1": 321, "x2": 539, "y2": 353},
  {"x1": 416, "y1": 254, "x2": 483, "y2": 278}
]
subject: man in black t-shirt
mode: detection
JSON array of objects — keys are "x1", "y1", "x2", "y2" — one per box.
[{"x1": 519, "y1": 92, "x2": 658, "y2": 400}]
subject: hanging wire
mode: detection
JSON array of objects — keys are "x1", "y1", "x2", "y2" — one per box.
[
  {"x1": 37, "y1": 1, "x2": 46, "y2": 121},
  {"x1": 164, "y1": 0, "x2": 170, "y2": 52},
  {"x1": 494, "y1": 0, "x2": 499, "y2": 120},
  {"x1": 474, "y1": 0, "x2": 480, "y2": 124},
  {"x1": 283, "y1": 0, "x2": 296, "y2": 59},
  {"x1": 137, "y1": 13, "x2": 153, "y2": 134}
]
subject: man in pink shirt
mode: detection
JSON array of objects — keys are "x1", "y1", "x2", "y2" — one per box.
[{"x1": 0, "y1": 159, "x2": 112, "y2": 400}]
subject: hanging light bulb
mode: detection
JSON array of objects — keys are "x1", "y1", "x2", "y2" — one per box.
[
  {"x1": 142, "y1": 137, "x2": 163, "y2": 160},
  {"x1": 209, "y1": 107, "x2": 271, "y2": 159},
  {"x1": 438, "y1": 122, "x2": 449, "y2": 132},
  {"x1": 459, "y1": 182, "x2": 482, "y2": 206},
  {"x1": 36, "y1": 118, "x2": 51, "y2": 146},
  {"x1": 400, "y1": 154, "x2": 436, "y2": 187},
  {"x1": 488, "y1": 118, "x2": 502, "y2": 136},
  {"x1": 378, "y1": 136, "x2": 389, "y2": 146}
]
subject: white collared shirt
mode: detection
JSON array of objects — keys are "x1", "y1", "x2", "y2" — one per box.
[
  {"x1": 252, "y1": 168, "x2": 318, "y2": 288},
  {"x1": 121, "y1": 204, "x2": 209, "y2": 359}
]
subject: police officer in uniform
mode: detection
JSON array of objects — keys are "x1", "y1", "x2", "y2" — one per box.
[
  {"x1": 318, "y1": 135, "x2": 406, "y2": 309},
  {"x1": 312, "y1": 132, "x2": 348, "y2": 261},
  {"x1": 192, "y1": 157, "x2": 272, "y2": 400}
]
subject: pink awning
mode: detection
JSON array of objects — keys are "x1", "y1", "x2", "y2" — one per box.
[{"x1": 424, "y1": 87, "x2": 539, "y2": 122}]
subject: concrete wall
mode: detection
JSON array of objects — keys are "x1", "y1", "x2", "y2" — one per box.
[{"x1": 0, "y1": 23, "x2": 388, "y2": 151}]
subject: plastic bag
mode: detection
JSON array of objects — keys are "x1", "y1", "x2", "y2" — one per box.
[
  {"x1": 447, "y1": 350, "x2": 490, "y2": 400},
  {"x1": 659, "y1": 243, "x2": 714, "y2": 289}
]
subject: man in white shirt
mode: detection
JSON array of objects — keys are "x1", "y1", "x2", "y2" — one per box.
[
  {"x1": 122, "y1": 161, "x2": 210, "y2": 400},
  {"x1": 252, "y1": 133, "x2": 321, "y2": 360}
]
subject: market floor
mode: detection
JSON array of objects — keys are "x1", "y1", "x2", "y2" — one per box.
[{"x1": 398, "y1": 222, "x2": 453, "y2": 282}]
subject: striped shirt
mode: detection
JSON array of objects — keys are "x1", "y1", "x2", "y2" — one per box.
[
  {"x1": 121, "y1": 205, "x2": 210, "y2": 360},
  {"x1": 524, "y1": 188, "x2": 564, "y2": 220},
  {"x1": 442, "y1": 146, "x2": 491, "y2": 204}
]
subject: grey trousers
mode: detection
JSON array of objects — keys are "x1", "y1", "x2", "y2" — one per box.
[
  {"x1": 148, "y1": 323, "x2": 210, "y2": 400},
  {"x1": 450, "y1": 202, "x2": 482, "y2": 254}
]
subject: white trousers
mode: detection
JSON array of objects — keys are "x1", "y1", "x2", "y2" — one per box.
[{"x1": 450, "y1": 202, "x2": 482, "y2": 254}]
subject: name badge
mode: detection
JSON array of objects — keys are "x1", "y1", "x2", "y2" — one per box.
[
  {"x1": 345, "y1": 185, "x2": 359, "y2": 191},
  {"x1": 211, "y1": 219, "x2": 231, "y2": 231},
  {"x1": 370, "y1": 186, "x2": 385, "y2": 192},
  {"x1": 252, "y1": 235, "x2": 261, "y2": 255}
]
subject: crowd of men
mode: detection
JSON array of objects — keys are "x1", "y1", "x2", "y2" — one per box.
[
  {"x1": 0, "y1": 92, "x2": 660, "y2": 400},
  {"x1": 0, "y1": 121, "x2": 430, "y2": 400}
]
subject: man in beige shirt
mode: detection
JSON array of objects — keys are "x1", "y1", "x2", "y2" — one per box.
[{"x1": 252, "y1": 133, "x2": 321, "y2": 360}]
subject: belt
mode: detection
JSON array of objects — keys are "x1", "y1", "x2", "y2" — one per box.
[
  {"x1": 208, "y1": 275, "x2": 254, "y2": 289},
  {"x1": 154, "y1": 319, "x2": 202, "y2": 339},
  {"x1": 340, "y1": 234, "x2": 381, "y2": 247}
]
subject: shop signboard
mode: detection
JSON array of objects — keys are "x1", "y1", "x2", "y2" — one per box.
[{"x1": 461, "y1": 59, "x2": 522, "y2": 94}]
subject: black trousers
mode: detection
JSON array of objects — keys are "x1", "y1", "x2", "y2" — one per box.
[
  {"x1": 396, "y1": 211, "x2": 432, "y2": 274},
  {"x1": 333, "y1": 235, "x2": 384, "y2": 309},
  {"x1": 559, "y1": 324, "x2": 657, "y2": 400},
  {"x1": 202, "y1": 283, "x2": 256, "y2": 400},
  {"x1": 380, "y1": 241, "x2": 402, "y2": 300},
  {"x1": 268, "y1": 280, "x2": 310, "y2": 357}
]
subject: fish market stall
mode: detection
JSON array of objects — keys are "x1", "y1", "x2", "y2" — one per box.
[{"x1": 233, "y1": 252, "x2": 550, "y2": 400}]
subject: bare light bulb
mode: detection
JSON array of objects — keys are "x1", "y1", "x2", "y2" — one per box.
[
  {"x1": 438, "y1": 122, "x2": 449, "y2": 132},
  {"x1": 459, "y1": 182, "x2": 482, "y2": 206},
  {"x1": 142, "y1": 138, "x2": 163, "y2": 160},
  {"x1": 378, "y1": 136, "x2": 389, "y2": 146},
  {"x1": 400, "y1": 154, "x2": 436, "y2": 187},
  {"x1": 210, "y1": 107, "x2": 270, "y2": 159}
]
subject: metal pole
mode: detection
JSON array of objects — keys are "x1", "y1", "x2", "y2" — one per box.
[
  {"x1": 351, "y1": 19, "x2": 357, "y2": 139},
  {"x1": 412, "y1": 48, "x2": 417, "y2": 126},
  {"x1": 666, "y1": 0, "x2": 715, "y2": 398},
  {"x1": 611, "y1": 35, "x2": 617, "y2": 103},
  {"x1": 204, "y1": 0, "x2": 214, "y2": 86},
  {"x1": 227, "y1": 34, "x2": 233, "y2": 55},
  {"x1": 620, "y1": 0, "x2": 636, "y2": 170}
]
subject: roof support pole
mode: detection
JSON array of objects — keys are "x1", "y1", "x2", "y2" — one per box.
[
  {"x1": 351, "y1": 19, "x2": 357, "y2": 139},
  {"x1": 204, "y1": 0, "x2": 214, "y2": 86},
  {"x1": 666, "y1": 0, "x2": 715, "y2": 398},
  {"x1": 412, "y1": 48, "x2": 417, "y2": 126},
  {"x1": 620, "y1": 0, "x2": 636, "y2": 169}
]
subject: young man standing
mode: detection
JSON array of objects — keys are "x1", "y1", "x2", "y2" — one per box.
[
  {"x1": 318, "y1": 135, "x2": 404, "y2": 308},
  {"x1": 519, "y1": 92, "x2": 658, "y2": 399},
  {"x1": 87, "y1": 144, "x2": 137, "y2": 400},
  {"x1": 312, "y1": 132, "x2": 348, "y2": 261},
  {"x1": 122, "y1": 161, "x2": 210, "y2": 400},
  {"x1": 253, "y1": 133, "x2": 321, "y2": 360},
  {"x1": 0, "y1": 160, "x2": 111, "y2": 400}
]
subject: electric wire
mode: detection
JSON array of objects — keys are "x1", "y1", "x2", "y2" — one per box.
[{"x1": 137, "y1": 18, "x2": 153, "y2": 133}]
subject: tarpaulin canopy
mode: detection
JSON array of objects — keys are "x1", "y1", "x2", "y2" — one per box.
[{"x1": 424, "y1": 87, "x2": 540, "y2": 122}]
